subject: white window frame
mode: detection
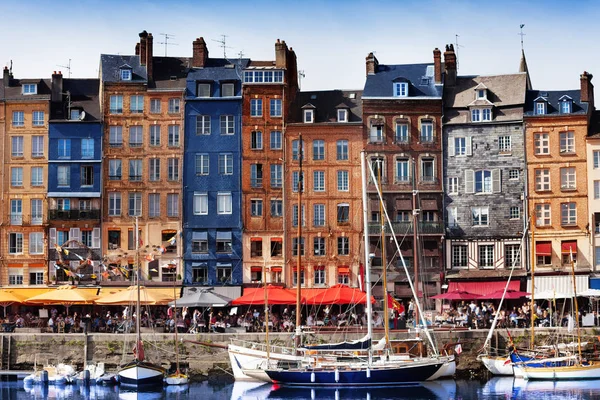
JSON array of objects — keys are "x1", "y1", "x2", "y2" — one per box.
[
  {"x1": 221, "y1": 83, "x2": 234, "y2": 97},
  {"x1": 447, "y1": 177, "x2": 458, "y2": 194},
  {"x1": 148, "y1": 193, "x2": 160, "y2": 218},
  {"x1": 471, "y1": 109, "x2": 481, "y2": 122},
  {"x1": 195, "y1": 154, "x2": 209, "y2": 175},
  {"x1": 303, "y1": 109, "x2": 314, "y2": 123},
  {"x1": 193, "y1": 192, "x2": 208, "y2": 215},
  {"x1": 270, "y1": 131, "x2": 282, "y2": 150},
  {"x1": 337, "y1": 170, "x2": 349, "y2": 191},
  {"x1": 478, "y1": 244, "x2": 494, "y2": 268},
  {"x1": 168, "y1": 125, "x2": 180, "y2": 147},
  {"x1": 217, "y1": 192, "x2": 232, "y2": 215},
  {"x1": 251, "y1": 99, "x2": 263, "y2": 117},
  {"x1": 32, "y1": 136, "x2": 44, "y2": 157},
  {"x1": 196, "y1": 115, "x2": 211, "y2": 135},
  {"x1": 370, "y1": 125, "x2": 383, "y2": 143},
  {"x1": 559, "y1": 131, "x2": 575, "y2": 154},
  {"x1": 109, "y1": 95, "x2": 123, "y2": 114},
  {"x1": 472, "y1": 206, "x2": 489, "y2": 226},
  {"x1": 150, "y1": 99, "x2": 161, "y2": 113},
  {"x1": 561, "y1": 202, "x2": 577, "y2": 226},
  {"x1": 11, "y1": 136, "x2": 23, "y2": 157},
  {"x1": 535, "y1": 168, "x2": 551, "y2": 191},
  {"x1": 218, "y1": 153, "x2": 233, "y2": 175},
  {"x1": 498, "y1": 136, "x2": 511, "y2": 153},
  {"x1": 337, "y1": 109, "x2": 348, "y2": 122},
  {"x1": 482, "y1": 108, "x2": 492, "y2": 121},
  {"x1": 451, "y1": 244, "x2": 468, "y2": 267},
  {"x1": 32, "y1": 111, "x2": 44, "y2": 126},
  {"x1": 270, "y1": 99, "x2": 282, "y2": 117},
  {"x1": 560, "y1": 167, "x2": 576, "y2": 190},
  {"x1": 167, "y1": 193, "x2": 179, "y2": 217},
  {"x1": 536, "y1": 102, "x2": 547, "y2": 115},
  {"x1": 313, "y1": 204, "x2": 326, "y2": 227},
  {"x1": 250, "y1": 199, "x2": 263, "y2": 217},
  {"x1": 420, "y1": 120, "x2": 433, "y2": 142},
  {"x1": 12, "y1": 111, "x2": 24, "y2": 127},
  {"x1": 395, "y1": 122, "x2": 408, "y2": 143},
  {"x1": 535, "y1": 203, "x2": 551, "y2": 226},
  {"x1": 534, "y1": 133, "x2": 550, "y2": 155},
  {"x1": 29, "y1": 232, "x2": 44, "y2": 255},
  {"x1": 395, "y1": 158, "x2": 410, "y2": 183},
  {"x1": 22, "y1": 83, "x2": 37, "y2": 95},
  {"x1": 120, "y1": 69, "x2": 132, "y2": 81},
  {"x1": 108, "y1": 192, "x2": 122, "y2": 216},
  {"x1": 561, "y1": 100, "x2": 572, "y2": 114},
  {"x1": 313, "y1": 171, "x2": 325, "y2": 192},
  {"x1": 220, "y1": 115, "x2": 235, "y2": 135},
  {"x1": 393, "y1": 82, "x2": 408, "y2": 97},
  {"x1": 337, "y1": 140, "x2": 348, "y2": 160},
  {"x1": 129, "y1": 95, "x2": 144, "y2": 113},
  {"x1": 509, "y1": 206, "x2": 520, "y2": 219}
]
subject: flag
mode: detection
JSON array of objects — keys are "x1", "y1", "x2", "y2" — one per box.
[
  {"x1": 64, "y1": 269, "x2": 73, "y2": 277},
  {"x1": 454, "y1": 344, "x2": 463, "y2": 355},
  {"x1": 145, "y1": 254, "x2": 154, "y2": 262},
  {"x1": 168, "y1": 235, "x2": 177, "y2": 246},
  {"x1": 53, "y1": 263, "x2": 61, "y2": 270},
  {"x1": 120, "y1": 267, "x2": 129, "y2": 278},
  {"x1": 73, "y1": 252, "x2": 84, "y2": 261},
  {"x1": 159, "y1": 246, "x2": 166, "y2": 254},
  {"x1": 387, "y1": 293, "x2": 405, "y2": 314},
  {"x1": 54, "y1": 244, "x2": 62, "y2": 252},
  {"x1": 63, "y1": 248, "x2": 70, "y2": 256},
  {"x1": 102, "y1": 271, "x2": 109, "y2": 279}
]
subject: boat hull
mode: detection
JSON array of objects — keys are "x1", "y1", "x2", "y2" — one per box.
[
  {"x1": 165, "y1": 374, "x2": 189, "y2": 385},
  {"x1": 118, "y1": 361, "x2": 165, "y2": 387},
  {"x1": 427, "y1": 355, "x2": 456, "y2": 379},
  {"x1": 480, "y1": 355, "x2": 513, "y2": 376},
  {"x1": 517, "y1": 363, "x2": 600, "y2": 380},
  {"x1": 228, "y1": 344, "x2": 299, "y2": 381}
]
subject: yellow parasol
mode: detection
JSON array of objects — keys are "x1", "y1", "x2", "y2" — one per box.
[
  {"x1": 24, "y1": 285, "x2": 99, "y2": 315},
  {"x1": 0, "y1": 289, "x2": 26, "y2": 318},
  {"x1": 95, "y1": 286, "x2": 173, "y2": 305}
]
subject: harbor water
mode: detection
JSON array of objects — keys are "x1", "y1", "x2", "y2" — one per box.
[{"x1": 4, "y1": 378, "x2": 600, "y2": 399}]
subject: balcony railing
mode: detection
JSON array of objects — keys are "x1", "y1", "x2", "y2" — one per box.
[
  {"x1": 250, "y1": 178, "x2": 263, "y2": 188},
  {"x1": 420, "y1": 176, "x2": 439, "y2": 185},
  {"x1": 368, "y1": 221, "x2": 444, "y2": 235},
  {"x1": 10, "y1": 214, "x2": 22, "y2": 225},
  {"x1": 49, "y1": 210, "x2": 100, "y2": 220}
]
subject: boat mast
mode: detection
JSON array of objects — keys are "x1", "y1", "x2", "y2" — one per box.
[
  {"x1": 135, "y1": 216, "x2": 141, "y2": 360},
  {"x1": 411, "y1": 159, "x2": 419, "y2": 325},
  {"x1": 570, "y1": 251, "x2": 582, "y2": 362},
  {"x1": 294, "y1": 134, "x2": 303, "y2": 347},
  {"x1": 360, "y1": 151, "x2": 373, "y2": 364},
  {"x1": 263, "y1": 259, "x2": 270, "y2": 360},
  {"x1": 530, "y1": 212, "x2": 535, "y2": 349},
  {"x1": 377, "y1": 160, "x2": 390, "y2": 350},
  {"x1": 173, "y1": 261, "x2": 180, "y2": 373}
]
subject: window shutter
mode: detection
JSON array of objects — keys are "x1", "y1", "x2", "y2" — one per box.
[
  {"x1": 92, "y1": 228, "x2": 101, "y2": 249},
  {"x1": 49, "y1": 228, "x2": 56, "y2": 248},
  {"x1": 492, "y1": 169, "x2": 501, "y2": 193},
  {"x1": 464, "y1": 170, "x2": 474, "y2": 194},
  {"x1": 448, "y1": 137, "x2": 455, "y2": 156},
  {"x1": 466, "y1": 137, "x2": 473, "y2": 156},
  {"x1": 70, "y1": 228, "x2": 80, "y2": 247}
]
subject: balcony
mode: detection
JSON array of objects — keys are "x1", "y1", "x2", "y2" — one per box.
[
  {"x1": 250, "y1": 178, "x2": 263, "y2": 188},
  {"x1": 368, "y1": 221, "x2": 443, "y2": 235},
  {"x1": 10, "y1": 214, "x2": 22, "y2": 225},
  {"x1": 49, "y1": 210, "x2": 100, "y2": 220}
]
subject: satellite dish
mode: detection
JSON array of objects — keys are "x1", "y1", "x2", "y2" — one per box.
[{"x1": 79, "y1": 111, "x2": 86, "y2": 121}]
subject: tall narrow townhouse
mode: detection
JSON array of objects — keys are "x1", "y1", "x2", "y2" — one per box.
[
  {"x1": 182, "y1": 38, "x2": 244, "y2": 298},
  {"x1": 1, "y1": 66, "x2": 50, "y2": 288},
  {"x1": 443, "y1": 48, "x2": 528, "y2": 294},
  {"x1": 284, "y1": 90, "x2": 363, "y2": 289},
  {"x1": 47, "y1": 74, "x2": 103, "y2": 284},
  {"x1": 100, "y1": 31, "x2": 186, "y2": 287},
  {"x1": 241, "y1": 39, "x2": 298, "y2": 287},
  {"x1": 361, "y1": 50, "x2": 445, "y2": 302},
  {"x1": 525, "y1": 72, "x2": 594, "y2": 293},
  {"x1": 588, "y1": 110, "x2": 600, "y2": 277}
]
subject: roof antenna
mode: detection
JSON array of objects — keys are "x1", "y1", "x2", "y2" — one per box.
[
  {"x1": 519, "y1": 24, "x2": 526, "y2": 51},
  {"x1": 454, "y1": 34, "x2": 464, "y2": 71},
  {"x1": 212, "y1": 34, "x2": 232, "y2": 58},
  {"x1": 57, "y1": 59, "x2": 71, "y2": 78},
  {"x1": 298, "y1": 70, "x2": 305, "y2": 91},
  {"x1": 158, "y1": 33, "x2": 178, "y2": 56}
]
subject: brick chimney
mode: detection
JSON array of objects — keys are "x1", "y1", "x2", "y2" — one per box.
[
  {"x1": 139, "y1": 31, "x2": 148, "y2": 66},
  {"x1": 366, "y1": 52, "x2": 378, "y2": 76},
  {"x1": 433, "y1": 48, "x2": 442, "y2": 84},
  {"x1": 581, "y1": 71, "x2": 594, "y2": 108},
  {"x1": 443, "y1": 44, "x2": 457, "y2": 87},
  {"x1": 2, "y1": 66, "x2": 9, "y2": 86},
  {"x1": 146, "y1": 33, "x2": 153, "y2": 80},
  {"x1": 192, "y1": 37, "x2": 209, "y2": 68},
  {"x1": 135, "y1": 43, "x2": 140, "y2": 56},
  {"x1": 275, "y1": 39, "x2": 288, "y2": 68},
  {"x1": 51, "y1": 71, "x2": 63, "y2": 102}
]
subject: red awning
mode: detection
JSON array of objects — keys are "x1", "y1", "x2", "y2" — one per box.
[
  {"x1": 337, "y1": 266, "x2": 350, "y2": 274},
  {"x1": 536, "y1": 242, "x2": 552, "y2": 256},
  {"x1": 305, "y1": 284, "x2": 375, "y2": 305},
  {"x1": 292, "y1": 266, "x2": 305, "y2": 271},
  {"x1": 314, "y1": 265, "x2": 325, "y2": 270},
  {"x1": 250, "y1": 237, "x2": 262, "y2": 242},
  {"x1": 271, "y1": 237, "x2": 282, "y2": 242},
  {"x1": 232, "y1": 286, "x2": 302, "y2": 305},
  {"x1": 561, "y1": 241, "x2": 577, "y2": 254},
  {"x1": 271, "y1": 267, "x2": 282, "y2": 272},
  {"x1": 250, "y1": 267, "x2": 262, "y2": 272},
  {"x1": 448, "y1": 280, "x2": 520, "y2": 297}
]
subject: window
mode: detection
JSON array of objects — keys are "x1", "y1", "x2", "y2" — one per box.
[
  {"x1": 128, "y1": 193, "x2": 142, "y2": 216},
  {"x1": 168, "y1": 98, "x2": 180, "y2": 113},
  {"x1": 536, "y1": 101, "x2": 546, "y2": 115},
  {"x1": 595, "y1": 151, "x2": 600, "y2": 169},
  {"x1": 292, "y1": 267, "x2": 304, "y2": 286},
  {"x1": 420, "y1": 120, "x2": 434, "y2": 142},
  {"x1": 31, "y1": 199, "x2": 42, "y2": 225},
  {"x1": 150, "y1": 125, "x2": 160, "y2": 146},
  {"x1": 370, "y1": 124, "x2": 383, "y2": 143},
  {"x1": 110, "y1": 95, "x2": 123, "y2": 114},
  {"x1": 313, "y1": 204, "x2": 325, "y2": 226},
  {"x1": 421, "y1": 157, "x2": 435, "y2": 182},
  {"x1": 220, "y1": 115, "x2": 234, "y2": 135},
  {"x1": 292, "y1": 171, "x2": 304, "y2": 192},
  {"x1": 452, "y1": 245, "x2": 468, "y2": 267},
  {"x1": 221, "y1": 83, "x2": 234, "y2": 97},
  {"x1": 337, "y1": 170, "x2": 349, "y2": 191},
  {"x1": 535, "y1": 169, "x2": 550, "y2": 191},
  {"x1": 561, "y1": 100, "x2": 572, "y2": 114},
  {"x1": 197, "y1": 83, "x2": 211, "y2": 97},
  {"x1": 534, "y1": 133, "x2": 549, "y2": 155},
  {"x1": 11, "y1": 111, "x2": 24, "y2": 127},
  {"x1": 303, "y1": 109, "x2": 314, "y2": 123},
  {"x1": 32, "y1": 136, "x2": 43, "y2": 157},
  {"x1": 148, "y1": 193, "x2": 160, "y2": 218},
  {"x1": 217, "y1": 193, "x2": 232, "y2": 214},
  {"x1": 251, "y1": 131, "x2": 263, "y2": 149},
  {"x1": 58, "y1": 139, "x2": 71, "y2": 158},
  {"x1": 292, "y1": 204, "x2": 305, "y2": 227},
  {"x1": 108, "y1": 193, "x2": 121, "y2": 216},
  {"x1": 447, "y1": 177, "x2": 458, "y2": 194},
  {"x1": 393, "y1": 82, "x2": 408, "y2": 97},
  {"x1": 251, "y1": 239, "x2": 263, "y2": 257},
  {"x1": 313, "y1": 140, "x2": 325, "y2": 160},
  {"x1": 337, "y1": 203, "x2": 349, "y2": 224},
  {"x1": 561, "y1": 202, "x2": 576, "y2": 226},
  {"x1": 129, "y1": 159, "x2": 142, "y2": 181},
  {"x1": 271, "y1": 164, "x2": 282, "y2": 188},
  {"x1": 509, "y1": 169, "x2": 520, "y2": 180},
  {"x1": 108, "y1": 229, "x2": 121, "y2": 250},
  {"x1": 479, "y1": 245, "x2": 494, "y2": 268},
  {"x1": 129, "y1": 126, "x2": 143, "y2": 147},
  {"x1": 244, "y1": 70, "x2": 284, "y2": 83},
  {"x1": 120, "y1": 69, "x2": 132, "y2": 81},
  {"x1": 270, "y1": 239, "x2": 282, "y2": 257},
  {"x1": 314, "y1": 266, "x2": 326, "y2": 285},
  {"x1": 251, "y1": 199, "x2": 263, "y2": 217},
  {"x1": 130, "y1": 95, "x2": 144, "y2": 113},
  {"x1": 270, "y1": 99, "x2": 282, "y2": 117},
  {"x1": 313, "y1": 171, "x2": 325, "y2": 192},
  {"x1": 250, "y1": 99, "x2": 263, "y2": 117},
  {"x1": 370, "y1": 157, "x2": 384, "y2": 181},
  {"x1": 536, "y1": 203, "x2": 551, "y2": 226},
  {"x1": 498, "y1": 136, "x2": 511, "y2": 152},
  {"x1": 81, "y1": 138, "x2": 94, "y2": 159},
  {"x1": 336, "y1": 140, "x2": 348, "y2": 160},
  {"x1": 218, "y1": 154, "x2": 233, "y2": 175},
  {"x1": 81, "y1": 166, "x2": 94, "y2": 186},
  {"x1": 8, "y1": 233, "x2": 23, "y2": 254},
  {"x1": 167, "y1": 193, "x2": 179, "y2": 217},
  {"x1": 337, "y1": 109, "x2": 348, "y2": 122},
  {"x1": 595, "y1": 180, "x2": 600, "y2": 199},
  {"x1": 9, "y1": 273, "x2": 23, "y2": 286},
  {"x1": 510, "y1": 206, "x2": 520, "y2": 219},
  {"x1": 195, "y1": 154, "x2": 209, "y2": 175},
  {"x1": 292, "y1": 237, "x2": 305, "y2": 256},
  {"x1": 270, "y1": 130, "x2": 282, "y2": 149},
  {"x1": 32, "y1": 111, "x2": 44, "y2": 126},
  {"x1": 70, "y1": 109, "x2": 81, "y2": 120},
  {"x1": 471, "y1": 109, "x2": 480, "y2": 122},
  {"x1": 168, "y1": 125, "x2": 180, "y2": 147},
  {"x1": 109, "y1": 126, "x2": 123, "y2": 147},
  {"x1": 482, "y1": 108, "x2": 492, "y2": 121},
  {"x1": 196, "y1": 115, "x2": 211, "y2": 135},
  {"x1": 292, "y1": 139, "x2": 304, "y2": 161},
  {"x1": 559, "y1": 131, "x2": 575, "y2": 154},
  {"x1": 447, "y1": 207, "x2": 458, "y2": 227},
  {"x1": 216, "y1": 235, "x2": 232, "y2": 254},
  {"x1": 109, "y1": 159, "x2": 122, "y2": 180},
  {"x1": 560, "y1": 167, "x2": 576, "y2": 190},
  {"x1": 168, "y1": 158, "x2": 179, "y2": 181},
  {"x1": 127, "y1": 229, "x2": 141, "y2": 250},
  {"x1": 150, "y1": 99, "x2": 161, "y2": 113},
  {"x1": 536, "y1": 242, "x2": 552, "y2": 266},
  {"x1": 395, "y1": 122, "x2": 408, "y2": 143},
  {"x1": 11, "y1": 167, "x2": 23, "y2": 186},
  {"x1": 29, "y1": 232, "x2": 44, "y2": 255},
  {"x1": 80, "y1": 230, "x2": 92, "y2": 248},
  {"x1": 10, "y1": 199, "x2": 22, "y2": 225},
  {"x1": 475, "y1": 170, "x2": 492, "y2": 193},
  {"x1": 250, "y1": 164, "x2": 263, "y2": 187},
  {"x1": 22, "y1": 83, "x2": 37, "y2": 94},
  {"x1": 338, "y1": 237, "x2": 350, "y2": 255},
  {"x1": 193, "y1": 193, "x2": 208, "y2": 215},
  {"x1": 472, "y1": 207, "x2": 489, "y2": 226},
  {"x1": 505, "y1": 244, "x2": 521, "y2": 268},
  {"x1": 192, "y1": 237, "x2": 208, "y2": 254},
  {"x1": 270, "y1": 200, "x2": 283, "y2": 217},
  {"x1": 452, "y1": 137, "x2": 466, "y2": 156},
  {"x1": 11, "y1": 136, "x2": 23, "y2": 157},
  {"x1": 395, "y1": 158, "x2": 410, "y2": 183}
]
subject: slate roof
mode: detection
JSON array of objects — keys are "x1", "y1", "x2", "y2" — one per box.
[
  {"x1": 588, "y1": 110, "x2": 600, "y2": 138},
  {"x1": 2, "y1": 78, "x2": 52, "y2": 101},
  {"x1": 524, "y1": 89, "x2": 588, "y2": 116},
  {"x1": 289, "y1": 90, "x2": 363, "y2": 123},
  {"x1": 100, "y1": 54, "x2": 147, "y2": 83},
  {"x1": 151, "y1": 56, "x2": 190, "y2": 90},
  {"x1": 50, "y1": 79, "x2": 101, "y2": 121},
  {"x1": 363, "y1": 63, "x2": 442, "y2": 98},
  {"x1": 187, "y1": 58, "x2": 250, "y2": 81}
]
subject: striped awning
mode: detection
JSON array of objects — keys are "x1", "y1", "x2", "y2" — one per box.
[{"x1": 526, "y1": 275, "x2": 589, "y2": 298}]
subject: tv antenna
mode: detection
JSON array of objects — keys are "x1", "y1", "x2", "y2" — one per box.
[
  {"x1": 57, "y1": 59, "x2": 72, "y2": 78},
  {"x1": 298, "y1": 70, "x2": 305, "y2": 90},
  {"x1": 454, "y1": 34, "x2": 464, "y2": 70},
  {"x1": 518, "y1": 24, "x2": 526, "y2": 50},
  {"x1": 159, "y1": 33, "x2": 178, "y2": 56},
  {"x1": 213, "y1": 34, "x2": 232, "y2": 58}
]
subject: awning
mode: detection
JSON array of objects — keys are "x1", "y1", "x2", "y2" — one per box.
[
  {"x1": 396, "y1": 199, "x2": 412, "y2": 210},
  {"x1": 7, "y1": 264, "x2": 22, "y2": 268},
  {"x1": 216, "y1": 231, "x2": 232, "y2": 240},
  {"x1": 561, "y1": 241, "x2": 577, "y2": 254},
  {"x1": 338, "y1": 266, "x2": 350, "y2": 274},
  {"x1": 536, "y1": 242, "x2": 552, "y2": 256},
  {"x1": 29, "y1": 263, "x2": 45, "y2": 268},
  {"x1": 250, "y1": 237, "x2": 262, "y2": 242},
  {"x1": 271, "y1": 267, "x2": 282, "y2": 272},
  {"x1": 191, "y1": 262, "x2": 208, "y2": 268},
  {"x1": 292, "y1": 266, "x2": 305, "y2": 271},
  {"x1": 448, "y1": 280, "x2": 520, "y2": 296},
  {"x1": 8, "y1": 288, "x2": 55, "y2": 298},
  {"x1": 526, "y1": 275, "x2": 589, "y2": 298},
  {"x1": 97, "y1": 287, "x2": 178, "y2": 299},
  {"x1": 421, "y1": 199, "x2": 438, "y2": 210},
  {"x1": 183, "y1": 286, "x2": 241, "y2": 299},
  {"x1": 250, "y1": 266, "x2": 263, "y2": 272},
  {"x1": 271, "y1": 238, "x2": 282, "y2": 242},
  {"x1": 314, "y1": 265, "x2": 325, "y2": 270},
  {"x1": 192, "y1": 231, "x2": 208, "y2": 240}
]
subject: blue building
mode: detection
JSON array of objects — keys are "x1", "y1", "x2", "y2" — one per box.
[
  {"x1": 183, "y1": 38, "x2": 247, "y2": 293},
  {"x1": 47, "y1": 75, "x2": 103, "y2": 283}
]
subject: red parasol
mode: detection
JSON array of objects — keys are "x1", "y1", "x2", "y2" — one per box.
[
  {"x1": 232, "y1": 286, "x2": 302, "y2": 305},
  {"x1": 305, "y1": 284, "x2": 375, "y2": 305},
  {"x1": 483, "y1": 289, "x2": 530, "y2": 299},
  {"x1": 431, "y1": 290, "x2": 481, "y2": 300}
]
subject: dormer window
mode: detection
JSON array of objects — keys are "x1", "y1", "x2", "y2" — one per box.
[
  {"x1": 22, "y1": 84, "x2": 37, "y2": 95},
  {"x1": 536, "y1": 101, "x2": 547, "y2": 115},
  {"x1": 221, "y1": 83, "x2": 234, "y2": 97},
  {"x1": 471, "y1": 109, "x2": 480, "y2": 122},
  {"x1": 197, "y1": 83, "x2": 211, "y2": 98},
  {"x1": 120, "y1": 69, "x2": 132, "y2": 81},
  {"x1": 337, "y1": 109, "x2": 348, "y2": 122},
  {"x1": 482, "y1": 108, "x2": 492, "y2": 121},
  {"x1": 393, "y1": 82, "x2": 408, "y2": 98},
  {"x1": 477, "y1": 89, "x2": 486, "y2": 99},
  {"x1": 303, "y1": 109, "x2": 314, "y2": 123},
  {"x1": 70, "y1": 109, "x2": 81, "y2": 120},
  {"x1": 560, "y1": 99, "x2": 572, "y2": 114}
]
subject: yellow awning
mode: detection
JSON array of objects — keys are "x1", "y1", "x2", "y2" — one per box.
[
  {"x1": 98, "y1": 287, "x2": 178, "y2": 298},
  {"x1": 96, "y1": 286, "x2": 177, "y2": 305},
  {"x1": 7, "y1": 288, "x2": 55, "y2": 298},
  {"x1": 24, "y1": 286, "x2": 99, "y2": 305}
]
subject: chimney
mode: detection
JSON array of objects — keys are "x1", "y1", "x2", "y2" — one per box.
[
  {"x1": 581, "y1": 71, "x2": 594, "y2": 108},
  {"x1": 135, "y1": 43, "x2": 140, "y2": 56},
  {"x1": 51, "y1": 71, "x2": 63, "y2": 102},
  {"x1": 275, "y1": 39, "x2": 288, "y2": 68},
  {"x1": 146, "y1": 33, "x2": 153, "y2": 80},
  {"x1": 443, "y1": 44, "x2": 457, "y2": 87},
  {"x1": 192, "y1": 37, "x2": 209, "y2": 68},
  {"x1": 139, "y1": 30, "x2": 148, "y2": 66},
  {"x1": 2, "y1": 66, "x2": 9, "y2": 86},
  {"x1": 366, "y1": 52, "x2": 379, "y2": 76},
  {"x1": 433, "y1": 48, "x2": 442, "y2": 84}
]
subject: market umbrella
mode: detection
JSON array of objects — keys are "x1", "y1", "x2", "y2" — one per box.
[
  {"x1": 24, "y1": 285, "x2": 98, "y2": 315},
  {"x1": 305, "y1": 284, "x2": 375, "y2": 305},
  {"x1": 168, "y1": 288, "x2": 231, "y2": 307},
  {"x1": 0, "y1": 289, "x2": 25, "y2": 317},
  {"x1": 95, "y1": 286, "x2": 173, "y2": 305},
  {"x1": 231, "y1": 286, "x2": 302, "y2": 305},
  {"x1": 484, "y1": 289, "x2": 531, "y2": 299},
  {"x1": 431, "y1": 290, "x2": 480, "y2": 300}
]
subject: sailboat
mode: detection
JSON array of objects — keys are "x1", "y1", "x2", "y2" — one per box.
[
  {"x1": 165, "y1": 269, "x2": 189, "y2": 385},
  {"x1": 117, "y1": 217, "x2": 166, "y2": 387}
]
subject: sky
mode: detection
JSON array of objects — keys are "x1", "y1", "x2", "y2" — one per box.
[{"x1": 2, "y1": 0, "x2": 600, "y2": 94}]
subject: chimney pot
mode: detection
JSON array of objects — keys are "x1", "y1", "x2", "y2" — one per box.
[
  {"x1": 51, "y1": 70, "x2": 63, "y2": 102},
  {"x1": 433, "y1": 48, "x2": 442, "y2": 84},
  {"x1": 192, "y1": 37, "x2": 209, "y2": 68},
  {"x1": 443, "y1": 44, "x2": 457, "y2": 87},
  {"x1": 146, "y1": 33, "x2": 154, "y2": 80},
  {"x1": 366, "y1": 52, "x2": 379, "y2": 76},
  {"x1": 580, "y1": 71, "x2": 594, "y2": 108}
]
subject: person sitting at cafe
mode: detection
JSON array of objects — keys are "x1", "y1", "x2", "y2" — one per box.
[{"x1": 48, "y1": 316, "x2": 56, "y2": 333}]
